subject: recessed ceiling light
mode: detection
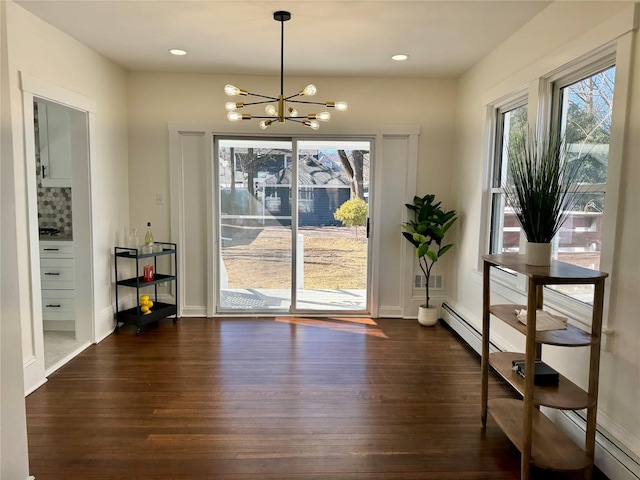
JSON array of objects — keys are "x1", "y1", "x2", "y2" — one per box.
[
  {"x1": 392, "y1": 54, "x2": 409, "y2": 61},
  {"x1": 169, "y1": 49, "x2": 188, "y2": 56}
]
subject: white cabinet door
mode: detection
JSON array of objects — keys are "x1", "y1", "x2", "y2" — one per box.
[
  {"x1": 39, "y1": 241, "x2": 74, "y2": 258},
  {"x1": 37, "y1": 102, "x2": 72, "y2": 188},
  {"x1": 40, "y1": 258, "x2": 75, "y2": 289},
  {"x1": 41, "y1": 290, "x2": 76, "y2": 321}
]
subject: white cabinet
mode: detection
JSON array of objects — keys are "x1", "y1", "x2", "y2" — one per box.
[
  {"x1": 37, "y1": 101, "x2": 73, "y2": 188},
  {"x1": 40, "y1": 240, "x2": 75, "y2": 330}
]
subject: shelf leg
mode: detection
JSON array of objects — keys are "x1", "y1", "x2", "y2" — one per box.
[
  {"x1": 521, "y1": 276, "x2": 538, "y2": 480},
  {"x1": 481, "y1": 260, "x2": 490, "y2": 427},
  {"x1": 584, "y1": 278, "x2": 605, "y2": 480}
]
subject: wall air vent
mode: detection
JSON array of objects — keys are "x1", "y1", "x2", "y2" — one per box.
[{"x1": 414, "y1": 274, "x2": 443, "y2": 290}]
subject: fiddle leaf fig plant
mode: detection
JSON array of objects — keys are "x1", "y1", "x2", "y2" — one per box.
[{"x1": 402, "y1": 194, "x2": 457, "y2": 309}]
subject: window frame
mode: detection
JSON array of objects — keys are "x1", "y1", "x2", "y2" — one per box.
[
  {"x1": 489, "y1": 97, "x2": 529, "y2": 258},
  {"x1": 483, "y1": 42, "x2": 629, "y2": 327}
]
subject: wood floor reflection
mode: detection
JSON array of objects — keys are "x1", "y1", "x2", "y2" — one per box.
[{"x1": 26, "y1": 317, "x2": 609, "y2": 480}]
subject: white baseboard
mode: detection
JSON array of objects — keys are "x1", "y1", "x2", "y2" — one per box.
[
  {"x1": 180, "y1": 306, "x2": 206, "y2": 317},
  {"x1": 378, "y1": 305, "x2": 403, "y2": 318},
  {"x1": 24, "y1": 378, "x2": 48, "y2": 397},
  {"x1": 441, "y1": 301, "x2": 640, "y2": 480}
]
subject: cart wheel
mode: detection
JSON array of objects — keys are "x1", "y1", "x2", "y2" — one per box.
[
  {"x1": 115, "y1": 325, "x2": 120, "y2": 333},
  {"x1": 136, "y1": 328, "x2": 141, "y2": 336},
  {"x1": 173, "y1": 317, "x2": 178, "y2": 324}
]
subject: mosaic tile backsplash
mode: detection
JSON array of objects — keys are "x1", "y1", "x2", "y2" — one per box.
[
  {"x1": 37, "y1": 185, "x2": 73, "y2": 233},
  {"x1": 35, "y1": 104, "x2": 73, "y2": 235}
]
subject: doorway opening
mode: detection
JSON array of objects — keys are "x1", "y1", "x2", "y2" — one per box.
[
  {"x1": 33, "y1": 98, "x2": 90, "y2": 370},
  {"x1": 215, "y1": 137, "x2": 372, "y2": 315},
  {"x1": 21, "y1": 72, "x2": 96, "y2": 392}
]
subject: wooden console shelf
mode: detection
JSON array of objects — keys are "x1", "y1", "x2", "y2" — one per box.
[
  {"x1": 481, "y1": 253, "x2": 607, "y2": 480},
  {"x1": 488, "y1": 398, "x2": 591, "y2": 472}
]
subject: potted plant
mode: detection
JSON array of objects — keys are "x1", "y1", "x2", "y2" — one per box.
[
  {"x1": 402, "y1": 194, "x2": 457, "y2": 326},
  {"x1": 504, "y1": 129, "x2": 583, "y2": 266}
]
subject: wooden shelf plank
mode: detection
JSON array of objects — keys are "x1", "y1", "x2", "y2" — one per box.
[
  {"x1": 483, "y1": 254, "x2": 608, "y2": 284},
  {"x1": 489, "y1": 304, "x2": 595, "y2": 346},
  {"x1": 488, "y1": 398, "x2": 591, "y2": 472},
  {"x1": 489, "y1": 352, "x2": 595, "y2": 409}
]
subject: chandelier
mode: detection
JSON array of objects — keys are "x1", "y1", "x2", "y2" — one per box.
[{"x1": 224, "y1": 11, "x2": 347, "y2": 130}]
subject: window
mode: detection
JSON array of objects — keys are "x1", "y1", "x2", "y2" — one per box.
[
  {"x1": 490, "y1": 102, "x2": 528, "y2": 256},
  {"x1": 548, "y1": 64, "x2": 615, "y2": 302},
  {"x1": 488, "y1": 58, "x2": 616, "y2": 305}
]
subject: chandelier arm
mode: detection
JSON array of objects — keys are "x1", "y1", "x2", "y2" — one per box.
[
  {"x1": 287, "y1": 100, "x2": 330, "y2": 106},
  {"x1": 245, "y1": 93, "x2": 279, "y2": 101},
  {"x1": 242, "y1": 100, "x2": 277, "y2": 107}
]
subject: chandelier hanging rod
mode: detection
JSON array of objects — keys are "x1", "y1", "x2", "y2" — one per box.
[{"x1": 224, "y1": 10, "x2": 348, "y2": 130}]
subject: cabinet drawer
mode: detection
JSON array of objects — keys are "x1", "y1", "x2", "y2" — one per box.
[
  {"x1": 40, "y1": 241, "x2": 74, "y2": 259},
  {"x1": 41, "y1": 290, "x2": 75, "y2": 320},
  {"x1": 40, "y1": 258, "x2": 75, "y2": 289}
]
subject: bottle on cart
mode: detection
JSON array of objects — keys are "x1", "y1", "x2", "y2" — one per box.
[
  {"x1": 129, "y1": 228, "x2": 139, "y2": 250},
  {"x1": 144, "y1": 222, "x2": 154, "y2": 246}
]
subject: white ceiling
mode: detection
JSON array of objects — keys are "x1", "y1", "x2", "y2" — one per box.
[{"x1": 15, "y1": 1, "x2": 551, "y2": 78}]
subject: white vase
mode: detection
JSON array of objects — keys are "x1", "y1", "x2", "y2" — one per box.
[
  {"x1": 417, "y1": 305, "x2": 439, "y2": 326},
  {"x1": 525, "y1": 242, "x2": 552, "y2": 266}
]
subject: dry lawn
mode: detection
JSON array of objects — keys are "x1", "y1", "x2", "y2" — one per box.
[{"x1": 221, "y1": 226, "x2": 367, "y2": 289}]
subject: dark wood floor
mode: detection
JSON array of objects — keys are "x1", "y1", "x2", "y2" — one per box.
[{"x1": 26, "y1": 317, "x2": 609, "y2": 480}]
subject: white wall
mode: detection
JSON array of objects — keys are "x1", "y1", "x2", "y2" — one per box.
[
  {"x1": 2, "y1": 1, "x2": 129, "y2": 474},
  {"x1": 1, "y1": 2, "x2": 31, "y2": 478},
  {"x1": 450, "y1": 0, "x2": 639, "y2": 467},
  {"x1": 6, "y1": 0, "x2": 130, "y2": 351},
  {"x1": 127, "y1": 72, "x2": 458, "y2": 316}
]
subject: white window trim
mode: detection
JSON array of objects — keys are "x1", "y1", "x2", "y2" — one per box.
[{"x1": 478, "y1": 88, "x2": 528, "y2": 272}]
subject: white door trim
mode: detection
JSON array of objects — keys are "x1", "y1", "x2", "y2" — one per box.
[{"x1": 20, "y1": 72, "x2": 96, "y2": 394}]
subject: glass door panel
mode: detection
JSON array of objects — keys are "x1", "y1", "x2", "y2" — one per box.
[
  {"x1": 293, "y1": 140, "x2": 370, "y2": 312},
  {"x1": 217, "y1": 139, "x2": 292, "y2": 312}
]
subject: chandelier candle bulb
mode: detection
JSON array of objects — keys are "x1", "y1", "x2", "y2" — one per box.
[
  {"x1": 265, "y1": 105, "x2": 278, "y2": 116},
  {"x1": 300, "y1": 84, "x2": 317, "y2": 96},
  {"x1": 309, "y1": 112, "x2": 331, "y2": 122},
  {"x1": 225, "y1": 102, "x2": 243, "y2": 111},
  {"x1": 227, "y1": 112, "x2": 251, "y2": 121},
  {"x1": 224, "y1": 84, "x2": 247, "y2": 96},
  {"x1": 327, "y1": 101, "x2": 348, "y2": 111}
]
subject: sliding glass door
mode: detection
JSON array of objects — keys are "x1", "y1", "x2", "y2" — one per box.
[
  {"x1": 215, "y1": 137, "x2": 371, "y2": 315},
  {"x1": 293, "y1": 140, "x2": 369, "y2": 311}
]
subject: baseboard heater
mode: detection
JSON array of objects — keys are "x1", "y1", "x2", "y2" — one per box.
[
  {"x1": 441, "y1": 302, "x2": 501, "y2": 354},
  {"x1": 440, "y1": 301, "x2": 640, "y2": 480}
]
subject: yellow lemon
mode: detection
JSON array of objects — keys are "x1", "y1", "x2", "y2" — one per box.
[
  {"x1": 147, "y1": 300, "x2": 153, "y2": 308},
  {"x1": 140, "y1": 295, "x2": 149, "y2": 302},
  {"x1": 140, "y1": 305, "x2": 150, "y2": 314}
]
